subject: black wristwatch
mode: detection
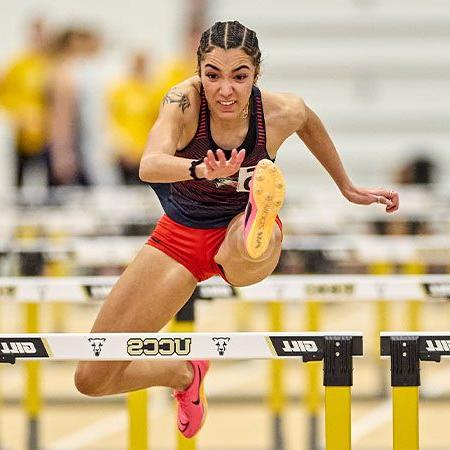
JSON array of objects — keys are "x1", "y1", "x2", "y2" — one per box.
[{"x1": 189, "y1": 159, "x2": 205, "y2": 180}]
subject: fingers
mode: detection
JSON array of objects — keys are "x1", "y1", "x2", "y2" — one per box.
[
  {"x1": 206, "y1": 150, "x2": 219, "y2": 170},
  {"x1": 204, "y1": 148, "x2": 246, "y2": 174},
  {"x1": 216, "y1": 149, "x2": 227, "y2": 165},
  {"x1": 228, "y1": 148, "x2": 246, "y2": 167},
  {"x1": 203, "y1": 156, "x2": 215, "y2": 176},
  {"x1": 370, "y1": 188, "x2": 399, "y2": 213},
  {"x1": 236, "y1": 148, "x2": 246, "y2": 164},
  {"x1": 386, "y1": 189, "x2": 399, "y2": 213}
]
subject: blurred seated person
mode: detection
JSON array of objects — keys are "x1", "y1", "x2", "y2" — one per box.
[
  {"x1": 108, "y1": 52, "x2": 158, "y2": 184},
  {"x1": 397, "y1": 155, "x2": 436, "y2": 185},
  {"x1": 0, "y1": 18, "x2": 51, "y2": 187},
  {"x1": 379, "y1": 155, "x2": 437, "y2": 236},
  {"x1": 49, "y1": 27, "x2": 117, "y2": 186},
  {"x1": 153, "y1": 23, "x2": 200, "y2": 102}
]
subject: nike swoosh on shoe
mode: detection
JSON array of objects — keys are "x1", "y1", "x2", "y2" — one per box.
[{"x1": 179, "y1": 421, "x2": 190, "y2": 432}]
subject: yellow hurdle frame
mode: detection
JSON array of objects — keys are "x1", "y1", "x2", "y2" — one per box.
[
  {"x1": 325, "y1": 386, "x2": 351, "y2": 450},
  {"x1": 392, "y1": 387, "x2": 419, "y2": 450}
]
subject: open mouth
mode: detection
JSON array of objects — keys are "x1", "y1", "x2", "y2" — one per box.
[{"x1": 218, "y1": 100, "x2": 236, "y2": 106}]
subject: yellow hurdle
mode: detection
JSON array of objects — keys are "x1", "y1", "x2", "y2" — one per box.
[
  {"x1": 45, "y1": 258, "x2": 72, "y2": 332},
  {"x1": 24, "y1": 302, "x2": 41, "y2": 450},
  {"x1": 323, "y1": 336, "x2": 356, "y2": 450},
  {"x1": 128, "y1": 390, "x2": 149, "y2": 450},
  {"x1": 269, "y1": 301, "x2": 285, "y2": 449},
  {"x1": 306, "y1": 300, "x2": 321, "y2": 450},
  {"x1": 381, "y1": 334, "x2": 422, "y2": 450},
  {"x1": 402, "y1": 261, "x2": 425, "y2": 332},
  {"x1": 392, "y1": 387, "x2": 419, "y2": 450},
  {"x1": 325, "y1": 387, "x2": 351, "y2": 450},
  {"x1": 370, "y1": 261, "x2": 392, "y2": 351},
  {"x1": 370, "y1": 261, "x2": 392, "y2": 397}
]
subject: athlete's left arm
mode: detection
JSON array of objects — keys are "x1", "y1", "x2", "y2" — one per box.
[{"x1": 294, "y1": 99, "x2": 399, "y2": 213}]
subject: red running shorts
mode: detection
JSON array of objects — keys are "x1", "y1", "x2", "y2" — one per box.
[{"x1": 146, "y1": 214, "x2": 282, "y2": 282}]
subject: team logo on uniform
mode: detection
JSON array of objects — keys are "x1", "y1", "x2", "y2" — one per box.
[
  {"x1": 89, "y1": 338, "x2": 106, "y2": 357},
  {"x1": 212, "y1": 166, "x2": 257, "y2": 192},
  {"x1": 212, "y1": 337, "x2": 230, "y2": 356},
  {"x1": 214, "y1": 177, "x2": 239, "y2": 189}
]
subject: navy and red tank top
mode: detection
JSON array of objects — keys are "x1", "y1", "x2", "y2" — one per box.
[{"x1": 150, "y1": 85, "x2": 273, "y2": 228}]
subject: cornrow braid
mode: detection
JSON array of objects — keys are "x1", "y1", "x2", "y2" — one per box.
[{"x1": 197, "y1": 21, "x2": 261, "y2": 80}]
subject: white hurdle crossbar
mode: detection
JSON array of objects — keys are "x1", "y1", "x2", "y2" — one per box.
[
  {"x1": 0, "y1": 332, "x2": 363, "y2": 450},
  {"x1": 0, "y1": 332, "x2": 362, "y2": 363},
  {"x1": 1, "y1": 274, "x2": 450, "y2": 302}
]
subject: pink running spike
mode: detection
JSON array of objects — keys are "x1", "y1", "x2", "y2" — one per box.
[{"x1": 173, "y1": 360, "x2": 210, "y2": 438}]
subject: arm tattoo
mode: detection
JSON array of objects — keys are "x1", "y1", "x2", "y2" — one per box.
[{"x1": 162, "y1": 89, "x2": 191, "y2": 113}]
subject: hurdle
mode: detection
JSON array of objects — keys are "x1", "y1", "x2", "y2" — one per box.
[
  {"x1": 381, "y1": 332, "x2": 450, "y2": 450},
  {"x1": 0, "y1": 331, "x2": 363, "y2": 450}
]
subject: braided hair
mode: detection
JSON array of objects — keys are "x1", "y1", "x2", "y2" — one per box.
[{"x1": 197, "y1": 21, "x2": 261, "y2": 81}]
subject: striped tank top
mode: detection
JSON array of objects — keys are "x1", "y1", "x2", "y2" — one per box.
[{"x1": 150, "y1": 85, "x2": 273, "y2": 228}]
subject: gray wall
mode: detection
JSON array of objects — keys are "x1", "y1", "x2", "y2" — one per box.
[{"x1": 209, "y1": 0, "x2": 450, "y2": 190}]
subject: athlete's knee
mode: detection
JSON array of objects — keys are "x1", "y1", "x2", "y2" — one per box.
[{"x1": 74, "y1": 363, "x2": 112, "y2": 397}]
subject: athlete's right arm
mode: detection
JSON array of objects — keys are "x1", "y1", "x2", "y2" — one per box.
[
  {"x1": 139, "y1": 85, "x2": 199, "y2": 183},
  {"x1": 139, "y1": 83, "x2": 246, "y2": 183}
]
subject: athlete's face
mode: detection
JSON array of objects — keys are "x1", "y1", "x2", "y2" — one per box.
[{"x1": 200, "y1": 48, "x2": 256, "y2": 120}]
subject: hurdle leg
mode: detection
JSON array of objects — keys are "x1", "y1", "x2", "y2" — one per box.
[
  {"x1": 128, "y1": 390, "x2": 149, "y2": 450},
  {"x1": 305, "y1": 300, "x2": 321, "y2": 450},
  {"x1": 371, "y1": 262, "x2": 392, "y2": 398},
  {"x1": 325, "y1": 387, "x2": 351, "y2": 450},
  {"x1": 0, "y1": 302, "x2": 2, "y2": 450},
  {"x1": 269, "y1": 302, "x2": 285, "y2": 450},
  {"x1": 235, "y1": 301, "x2": 253, "y2": 332},
  {"x1": 45, "y1": 258, "x2": 72, "y2": 332},
  {"x1": 0, "y1": 360, "x2": 2, "y2": 450},
  {"x1": 323, "y1": 336, "x2": 355, "y2": 450},
  {"x1": 392, "y1": 387, "x2": 419, "y2": 450},
  {"x1": 386, "y1": 336, "x2": 420, "y2": 450},
  {"x1": 24, "y1": 303, "x2": 41, "y2": 450},
  {"x1": 403, "y1": 262, "x2": 425, "y2": 332}
]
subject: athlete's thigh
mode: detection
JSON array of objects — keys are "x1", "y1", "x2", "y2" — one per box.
[
  {"x1": 76, "y1": 245, "x2": 197, "y2": 384},
  {"x1": 91, "y1": 244, "x2": 197, "y2": 333}
]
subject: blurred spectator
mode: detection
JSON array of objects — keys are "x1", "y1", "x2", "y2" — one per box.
[
  {"x1": 153, "y1": 21, "x2": 201, "y2": 101},
  {"x1": 108, "y1": 52, "x2": 158, "y2": 184},
  {"x1": 0, "y1": 17, "x2": 51, "y2": 187},
  {"x1": 396, "y1": 155, "x2": 436, "y2": 185},
  {"x1": 48, "y1": 27, "x2": 119, "y2": 186}
]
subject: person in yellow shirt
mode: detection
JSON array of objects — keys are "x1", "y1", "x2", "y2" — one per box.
[
  {"x1": 0, "y1": 18, "x2": 51, "y2": 187},
  {"x1": 108, "y1": 52, "x2": 159, "y2": 184},
  {"x1": 152, "y1": 23, "x2": 201, "y2": 103}
]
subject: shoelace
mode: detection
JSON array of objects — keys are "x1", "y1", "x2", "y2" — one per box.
[{"x1": 173, "y1": 391, "x2": 190, "y2": 408}]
